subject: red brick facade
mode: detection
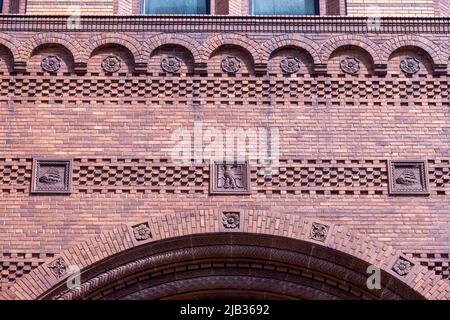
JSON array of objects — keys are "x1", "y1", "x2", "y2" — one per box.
[{"x1": 0, "y1": 2, "x2": 449, "y2": 300}]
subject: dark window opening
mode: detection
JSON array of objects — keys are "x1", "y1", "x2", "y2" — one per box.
[
  {"x1": 250, "y1": 0, "x2": 319, "y2": 15},
  {"x1": 9, "y1": 0, "x2": 21, "y2": 13},
  {"x1": 141, "y1": 0, "x2": 210, "y2": 14}
]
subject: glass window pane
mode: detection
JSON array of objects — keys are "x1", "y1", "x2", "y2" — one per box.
[
  {"x1": 251, "y1": 0, "x2": 318, "y2": 15},
  {"x1": 141, "y1": 0, "x2": 210, "y2": 14}
]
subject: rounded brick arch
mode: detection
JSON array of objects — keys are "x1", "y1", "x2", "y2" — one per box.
[
  {"x1": 202, "y1": 34, "x2": 262, "y2": 64},
  {"x1": 1, "y1": 210, "x2": 448, "y2": 300},
  {"x1": 84, "y1": 34, "x2": 144, "y2": 64},
  {"x1": 261, "y1": 35, "x2": 321, "y2": 65},
  {"x1": 380, "y1": 35, "x2": 446, "y2": 66},
  {"x1": 145, "y1": 33, "x2": 203, "y2": 64},
  {"x1": 0, "y1": 33, "x2": 20, "y2": 63},
  {"x1": 18, "y1": 33, "x2": 84, "y2": 63},
  {"x1": 320, "y1": 35, "x2": 381, "y2": 65}
]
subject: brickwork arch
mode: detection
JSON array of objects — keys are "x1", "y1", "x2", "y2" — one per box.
[
  {"x1": 380, "y1": 35, "x2": 446, "y2": 66},
  {"x1": 84, "y1": 34, "x2": 144, "y2": 65},
  {"x1": 1, "y1": 210, "x2": 448, "y2": 300},
  {"x1": 18, "y1": 33, "x2": 85, "y2": 63},
  {"x1": 145, "y1": 34, "x2": 203, "y2": 64},
  {"x1": 320, "y1": 35, "x2": 380, "y2": 65},
  {"x1": 0, "y1": 33, "x2": 20, "y2": 63},
  {"x1": 202, "y1": 34, "x2": 262, "y2": 64},
  {"x1": 261, "y1": 35, "x2": 321, "y2": 65}
]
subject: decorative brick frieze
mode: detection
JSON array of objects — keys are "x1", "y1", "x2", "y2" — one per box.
[
  {"x1": 31, "y1": 159, "x2": 73, "y2": 194},
  {"x1": 388, "y1": 160, "x2": 430, "y2": 195},
  {"x1": 2, "y1": 158, "x2": 450, "y2": 195},
  {"x1": 2, "y1": 76, "x2": 448, "y2": 106}
]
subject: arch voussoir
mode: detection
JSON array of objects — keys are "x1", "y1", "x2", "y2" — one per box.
[{"x1": 2, "y1": 210, "x2": 448, "y2": 300}]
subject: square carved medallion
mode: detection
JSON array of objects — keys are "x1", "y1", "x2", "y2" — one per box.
[
  {"x1": 31, "y1": 159, "x2": 73, "y2": 194},
  {"x1": 210, "y1": 161, "x2": 251, "y2": 195},
  {"x1": 387, "y1": 160, "x2": 429, "y2": 195}
]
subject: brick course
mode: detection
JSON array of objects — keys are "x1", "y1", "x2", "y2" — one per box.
[{"x1": 0, "y1": 13, "x2": 449, "y2": 299}]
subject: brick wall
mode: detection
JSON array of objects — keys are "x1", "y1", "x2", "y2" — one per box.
[
  {"x1": 2, "y1": 0, "x2": 449, "y2": 16},
  {"x1": 25, "y1": 0, "x2": 115, "y2": 15},
  {"x1": 0, "y1": 19, "x2": 449, "y2": 292},
  {"x1": 346, "y1": 0, "x2": 448, "y2": 16}
]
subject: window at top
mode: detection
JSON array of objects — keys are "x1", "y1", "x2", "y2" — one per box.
[
  {"x1": 251, "y1": 0, "x2": 319, "y2": 15},
  {"x1": 141, "y1": 0, "x2": 210, "y2": 14}
]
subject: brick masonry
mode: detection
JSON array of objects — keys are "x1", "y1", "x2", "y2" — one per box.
[
  {"x1": 0, "y1": 13, "x2": 449, "y2": 298},
  {"x1": 3, "y1": 0, "x2": 448, "y2": 16}
]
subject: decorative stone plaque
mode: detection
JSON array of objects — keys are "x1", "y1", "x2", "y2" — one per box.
[
  {"x1": 210, "y1": 161, "x2": 251, "y2": 195},
  {"x1": 388, "y1": 160, "x2": 429, "y2": 195},
  {"x1": 31, "y1": 159, "x2": 73, "y2": 194}
]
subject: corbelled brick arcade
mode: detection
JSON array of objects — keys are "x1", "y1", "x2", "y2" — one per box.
[{"x1": 0, "y1": 0, "x2": 449, "y2": 300}]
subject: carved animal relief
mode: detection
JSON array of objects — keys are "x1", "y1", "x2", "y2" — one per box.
[
  {"x1": 210, "y1": 161, "x2": 250, "y2": 195},
  {"x1": 31, "y1": 159, "x2": 73, "y2": 194},
  {"x1": 388, "y1": 160, "x2": 429, "y2": 195}
]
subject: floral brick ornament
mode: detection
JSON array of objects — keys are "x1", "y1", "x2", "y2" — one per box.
[
  {"x1": 41, "y1": 55, "x2": 61, "y2": 73},
  {"x1": 392, "y1": 256, "x2": 414, "y2": 276},
  {"x1": 102, "y1": 55, "x2": 122, "y2": 73},
  {"x1": 161, "y1": 56, "x2": 182, "y2": 73},
  {"x1": 340, "y1": 57, "x2": 360, "y2": 74},
  {"x1": 47, "y1": 257, "x2": 69, "y2": 278},
  {"x1": 132, "y1": 223, "x2": 152, "y2": 241},
  {"x1": 309, "y1": 222, "x2": 330, "y2": 242},
  {"x1": 400, "y1": 57, "x2": 420, "y2": 75},
  {"x1": 222, "y1": 212, "x2": 240, "y2": 229},
  {"x1": 221, "y1": 56, "x2": 241, "y2": 73},
  {"x1": 280, "y1": 57, "x2": 300, "y2": 74}
]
